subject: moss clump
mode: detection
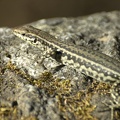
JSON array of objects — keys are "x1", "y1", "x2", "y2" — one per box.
[
  {"x1": 33, "y1": 72, "x2": 97, "y2": 120},
  {"x1": 4, "y1": 61, "x2": 114, "y2": 120},
  {"x1": 6, "y1": 61, "x2": 34, "y2": 84},
  {"x1": 33, "y1": 72, "x2": 71, "y2": 95},
  {"x1": 56, "y1": 91, "x2": 97, "y2": 120}
]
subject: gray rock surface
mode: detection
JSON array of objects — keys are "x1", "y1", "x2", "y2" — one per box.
[{"x1": 0, "y1": 11, "x2": 120, "y2": 120}]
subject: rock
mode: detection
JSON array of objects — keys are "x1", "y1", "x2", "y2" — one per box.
[{"x1": 0, "y1": 11, "x2": 120, "y2": 120}]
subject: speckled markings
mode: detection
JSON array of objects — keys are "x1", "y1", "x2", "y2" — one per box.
[{"x1": 13, "y1": 25, "x2": 120, "y2": 83}]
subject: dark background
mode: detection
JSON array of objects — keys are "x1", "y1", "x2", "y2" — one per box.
[{"x1": 0, "y1": 0, "x2": 120, "y2": 27}]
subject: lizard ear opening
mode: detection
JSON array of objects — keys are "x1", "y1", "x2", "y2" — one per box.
[
  {"x1": 55, "y1": 51, "x2": 62, "y2": 62},
  {"x1": 22, "y1": 33, "x2": 25, "y2": 36},
  {"x1": 33, "y1": 38, "x2": 37, "y2": 43}
]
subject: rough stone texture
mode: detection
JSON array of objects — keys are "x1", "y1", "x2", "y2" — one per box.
[{"x1": 0, "y1": 11, "x2": 120, "y2": 120}]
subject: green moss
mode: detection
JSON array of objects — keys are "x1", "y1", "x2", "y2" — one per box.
[
  {"x1": 33, "y1": 72, "x2": 97, "y2": 120},
  {"x1": 3, "y1": 61, "x2": 115, "y2": 120},
  {"x1": 33, "y1": 72, "x2": 71, "y2": 95}
]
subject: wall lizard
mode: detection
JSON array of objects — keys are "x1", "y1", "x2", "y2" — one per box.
[{"x1": 13, "y1": 25, "x2": 120, "y2": 83}]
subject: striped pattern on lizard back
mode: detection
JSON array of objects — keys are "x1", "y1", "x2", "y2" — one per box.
[{"x1": 13, "y1": 25, "x2": 120, "y2": 83}]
